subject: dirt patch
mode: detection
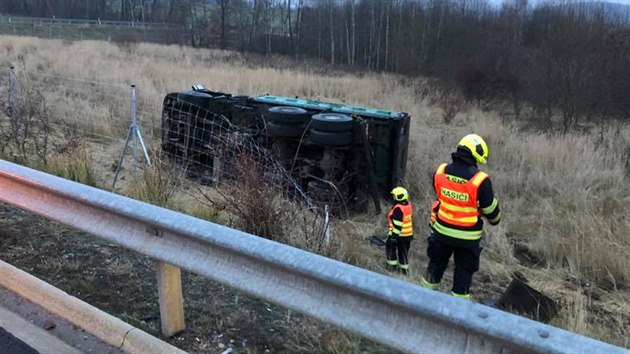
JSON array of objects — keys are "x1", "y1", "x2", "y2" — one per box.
[{"x1": 0, "y1": 204, "x2": 392, "y2": 353}]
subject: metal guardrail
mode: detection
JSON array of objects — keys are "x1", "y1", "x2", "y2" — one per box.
[
  {"x1": 0, "y1": 159, "x2": 626, "y2": 354},
  {"x1": 0, "y1": 14, "x2": 162, "y2": 28}
]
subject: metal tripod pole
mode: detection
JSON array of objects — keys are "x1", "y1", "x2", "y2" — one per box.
[
  {"x1": 131, "y1": 84, "x2": 138, "y2": 175},
  {"x1": 9, "y1": 66, "x2": 17, "y2": 119},
  {"x1": 112, "y1": 85, "x2": 152, "y2": 190}
]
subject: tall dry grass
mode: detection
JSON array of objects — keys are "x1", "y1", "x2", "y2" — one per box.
[
  {"x1": 43, "y1": 142, "x2": 98, "y2": 186},
  {"x1": 125, "y1": 150, "x2": 181, "y2": 208},
  {"x1": 1, "y1": 35, "x2": 629, "y2": 347}
]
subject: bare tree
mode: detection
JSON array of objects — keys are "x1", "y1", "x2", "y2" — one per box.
[
  {"x1": 218, "y1": 0, "x2": 231, "y2": 49},
  {"x1": 5, "y1": 0, "x2": 630, "y2": 130},
  {"x1": 294, "y1": 0, "x2": 304, "y2": 57},
  {"x1": 329, "y1": 0, "x2": 335, "y2": 64}
]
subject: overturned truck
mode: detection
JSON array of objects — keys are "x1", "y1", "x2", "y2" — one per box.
[{"x1": 161, "y1": 85, "x2": 411, "y2": 212}]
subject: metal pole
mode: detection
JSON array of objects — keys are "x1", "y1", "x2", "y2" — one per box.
[
  {"x1": 131, "y1": 85, "x2": 138, "y2": 175},
  {"x1": 9, "y1": 66, "x2": 17, "y2": 119},
  {"x1": 136, "y1": 127, "x2": 152, "y2": 167},
  {"x1": 112, "y1": 85, "x2": 152, "y2": 189},
  {"x1": 131, "y1": 84, "x2": 151, "y2": 167},
  {"x1": 324, "y1": 205, "x2": 332, "y2": 245},
  {"x1": 112, "y1": 127, "x2": 133, "y2": 190}
]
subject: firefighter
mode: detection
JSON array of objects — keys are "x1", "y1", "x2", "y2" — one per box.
[
  {"x1": 386, "y1": 187, "x2": 414, "y2": 275},
  {"x1": 421, "y1": 134, "x2": 501, "y2": 300}
]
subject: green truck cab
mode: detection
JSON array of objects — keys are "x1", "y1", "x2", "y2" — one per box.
[{"x1": 161, "y1": 85, "x2": 410, "y2": 212}]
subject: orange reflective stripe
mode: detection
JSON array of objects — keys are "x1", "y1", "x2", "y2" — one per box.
[
  {"x1": 400, "y1": 203, "x2": 413, "y2": 236},
  {"x1": 400, "y1": 211, "x2": 413, "y2": 232}
]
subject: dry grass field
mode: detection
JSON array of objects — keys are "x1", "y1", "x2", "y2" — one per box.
[{"x1": 0, "y1": 35, "x2": 629, "y2": 352}]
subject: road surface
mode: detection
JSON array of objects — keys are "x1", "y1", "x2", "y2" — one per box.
[
  {"x1": 0, "y1": 326, "x2": 38, "y2": 354},
  {"x1": 0, "y1": 285, "x2": 122, "y2": 354}
]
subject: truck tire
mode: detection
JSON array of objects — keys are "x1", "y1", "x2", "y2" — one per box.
[
  {"x1": 268, "y1": 106, "x2": 309, "y2": 125},
  {"x1": 267, "y1": 122, "x2": 306, "y2": 139},
  {"x1": 310, "y1": 113, "x2": 353, "y2": 132},
  {"x1": 309, "y1": 129, "x2": 352, "y2": 146}
]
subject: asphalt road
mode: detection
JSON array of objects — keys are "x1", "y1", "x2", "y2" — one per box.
[
  {"x1": 0, "y1": 285, "x2": 119, "y2": 354},
  {"x1": 0, "y1": 327, "x2": 38, "y2": 354}
]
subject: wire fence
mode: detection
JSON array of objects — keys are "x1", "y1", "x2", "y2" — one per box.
[
  {"x1": 4, "y1": 66, "x2": 158, "y2": 140},
  {"x1": 0, "y1": 66, "x2": 333, "y2": 253},
  {"x1": 0, "y1": 66, "x2": 333, "y2": 240},
  {"x1": 0, "y1": 14, "x2": 163, "y2": 28},
  {"x1": 0, "y1": 15, "x2": 184, "y2": 44},
  {"x1": 160, "y1": 98, "x2": 321, "y2": 209}
]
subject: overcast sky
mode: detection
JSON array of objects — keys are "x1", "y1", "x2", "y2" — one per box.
[
  {"x1": 567, "y1": 0, "x2": 630, "y2": 3},
  {"x1": 492, "y1": 0, "x2": 630, "y2": 4}
]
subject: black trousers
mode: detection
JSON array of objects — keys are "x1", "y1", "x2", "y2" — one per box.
[
  {"x1": 425, "y1": 234, "x2": 481, "y2": 295},
  {"x1": 386, "y1": 236, "x2": 412, "y2": 269}
]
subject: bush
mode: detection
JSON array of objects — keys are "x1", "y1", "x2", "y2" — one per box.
[
  {"x1": 0, "y1": 79, "x2": 51, "y2": 165},
  {"x1": 197, "y1": 154, "x2": 342, "y2": 257}
]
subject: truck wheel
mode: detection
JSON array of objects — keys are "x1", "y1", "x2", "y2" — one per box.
[
  {"x1": 268, "y1": 106, "x2": 309, "y2": 125},
  {"x1": 309, "y1": 129, "x2": 352, "y2": 146},
  {"x1": 310, "y1": 113, "x2": 353, "y2": 132},
  {"x1": 267, "y1": 122, "x2": 306, "y2": 139}
]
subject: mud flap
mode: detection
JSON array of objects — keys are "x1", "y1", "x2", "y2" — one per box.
[{"x1": 494, "y1": 278, "x2": 558, "y2": 323}]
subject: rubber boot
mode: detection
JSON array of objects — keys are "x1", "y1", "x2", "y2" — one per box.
[
  {"x1": 399, "y1": 264, "x2": 409, "y2": 276},
  {"x1": 386, "y1": 260, "x2": 398, "y2": 273},
  {"x1": 420, "y1": 276, "x2": 439, "y2": 290},
  {"x1": 451, "y1": 291, "x2": 472, "y2": 301}
]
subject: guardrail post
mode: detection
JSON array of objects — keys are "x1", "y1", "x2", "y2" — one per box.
[{"x1": 156, "y1": 261, "x2": 185, "y2": 337}]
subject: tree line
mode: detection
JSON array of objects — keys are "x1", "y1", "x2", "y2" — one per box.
[{"x1": 2, "y1": 0, "x2": 629, "y2": 129}]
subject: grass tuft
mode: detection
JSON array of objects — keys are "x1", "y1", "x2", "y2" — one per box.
[
  {"x1": 125, "y1": 150, "x2": 181, "y2": 208},
  {"x1": 44, "y1": 142, "x2": 98, "y2": 186}
]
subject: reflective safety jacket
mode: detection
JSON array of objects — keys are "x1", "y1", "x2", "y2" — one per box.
[
  {"x1": 433, "y1": 163, "x2": 487, "y2": 240},
  {"x1": 388, "y1": 202, "x2": 413, "y2": 237}
]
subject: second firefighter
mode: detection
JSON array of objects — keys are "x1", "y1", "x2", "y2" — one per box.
[{"x1": 386, "y1": 187, "x2": 414, "y2": 275}]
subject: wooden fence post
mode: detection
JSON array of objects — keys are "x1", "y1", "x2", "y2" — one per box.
[{"x1": 155, "y1": 261, "x2": 185, "y2": 337}]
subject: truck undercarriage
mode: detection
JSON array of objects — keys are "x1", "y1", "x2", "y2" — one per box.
[{"x1": 161, "y1": 85, "x2": 411, "y2": 214}]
